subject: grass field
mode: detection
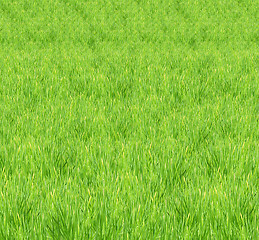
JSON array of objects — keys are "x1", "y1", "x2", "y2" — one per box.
[{"x1": 0, "y1": 0, "x2": 258, "y2": 239}]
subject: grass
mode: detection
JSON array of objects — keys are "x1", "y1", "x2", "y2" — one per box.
[{"x1": 0, "y1": 0, "x2": 258, "y2": 239}]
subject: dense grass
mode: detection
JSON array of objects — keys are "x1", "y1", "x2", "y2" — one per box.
[{"x1": 0, "y1": 0, "x2": 258, "y2": 239}]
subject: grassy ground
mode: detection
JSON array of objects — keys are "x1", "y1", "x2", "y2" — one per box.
[{"x1": 0, "y1": 0, "x2": 258, "y2": 239}]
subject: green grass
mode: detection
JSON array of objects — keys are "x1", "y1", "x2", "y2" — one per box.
[{"x1": 0, "y1": 0, "x2": 258, "y2": 239}]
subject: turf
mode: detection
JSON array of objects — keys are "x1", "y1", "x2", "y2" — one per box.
[{"x1": 0, "y1": 0, "x2": 258, "y2": 239}]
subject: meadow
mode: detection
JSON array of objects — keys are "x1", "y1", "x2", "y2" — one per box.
[{"x1": 0, "y1": 0, "x2": 258, "y2": 239}]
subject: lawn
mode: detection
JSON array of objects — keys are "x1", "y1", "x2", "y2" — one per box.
[{"x1": 0, "y1": 0, "x2": 258, "y2": 239}]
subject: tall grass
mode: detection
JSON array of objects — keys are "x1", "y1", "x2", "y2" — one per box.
[{"x1": 0, "y1": 0, "x2": 258, "y2": 239}]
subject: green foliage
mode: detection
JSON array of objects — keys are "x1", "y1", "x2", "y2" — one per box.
[{"x1": 0, "y1": 0, "x2": 258, "y2": 239}]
